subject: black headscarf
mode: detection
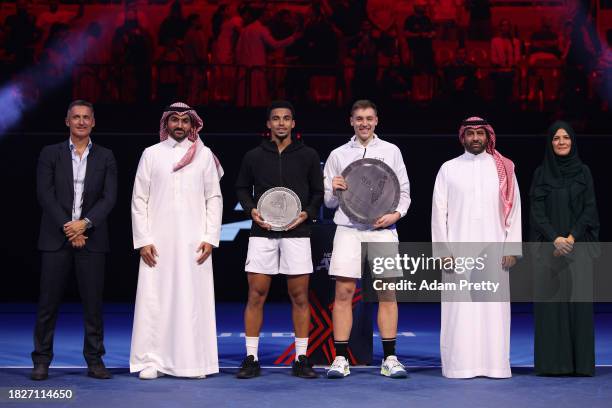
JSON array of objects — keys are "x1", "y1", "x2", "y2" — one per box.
[
  {"x1": 538, "y1": 120, "x2": 584, "y2": 188},
  {"x1": 531, "y1": 120, "x2": 591, "y2": 225},
  {"x1": 530, "y1": 121, "x2": 599, "y2": 245}
]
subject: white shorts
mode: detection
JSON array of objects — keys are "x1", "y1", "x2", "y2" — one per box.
[
  {"x1": 245, "y1": 237, "x2": 313, "y2": 275},
  {"x1": 329, "y1": 226, "x2": 402, "y2": 279}
]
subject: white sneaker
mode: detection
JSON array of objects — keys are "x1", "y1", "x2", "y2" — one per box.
[
  {"x1": 139, "y1": 367, "x2": 164, "y2": 380},
  {"x1": 380, "y1": 355, "x2": 408, "y2": 378},
  {"x1": 327, "y1": 356, "x2": 350, "y2": 378}
]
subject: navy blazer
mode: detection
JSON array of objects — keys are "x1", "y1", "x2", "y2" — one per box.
[{"x1": 36, "y1": 141, "x2": 118, "y2": 252}]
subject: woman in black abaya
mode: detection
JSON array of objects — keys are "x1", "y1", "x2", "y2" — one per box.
[{"x1": 529, "y1": 120, "x2": 600, "y2": 376}]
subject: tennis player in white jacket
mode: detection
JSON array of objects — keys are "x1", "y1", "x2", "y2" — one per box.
[{"x1": 323, "y1": 100, "x2": 411, "y2": 379}]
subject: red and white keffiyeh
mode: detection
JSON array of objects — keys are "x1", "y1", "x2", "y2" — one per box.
[
  {"x1": 160, "y1": 102, "x2": 223, "y2": 177},
  {"x1": 459, "y1": 116, "x2": 515, "y2": 228}
]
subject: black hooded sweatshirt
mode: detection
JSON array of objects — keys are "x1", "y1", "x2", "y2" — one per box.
[{"x1": 235, "y1": 137, "x2": 324, "y2": 238}]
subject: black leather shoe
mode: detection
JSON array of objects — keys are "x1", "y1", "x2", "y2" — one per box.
[
  {"x1": 292, "y1": 355, "x2": 318, "y2": 379},
  {"x1": 87, "y1": 363, "x2": 113, "y2": 379},
  {"x1": 236, "y1": 355, "x2": 261, "y2": 379},
  {"x1": 31, "y1": 363, "x2": 49, "y2": 381}
]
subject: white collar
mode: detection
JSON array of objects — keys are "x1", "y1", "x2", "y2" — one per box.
[
  {"x1": 350, "y1": 133, "x2": 379, "y2": 148},
  {"x1": 68, "y1": 138, "x2": 92, "y2": 151},
  {"x1": 163, "y1": 137, "x2": 193, "y2": 149},
  {"x1": 462, "y1": 150, "x2": 491, "y2": 161}
]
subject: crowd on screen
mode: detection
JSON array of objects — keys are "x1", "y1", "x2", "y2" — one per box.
[{"x1": 1, "y1": 0, "x2": 612, "y2": 110}]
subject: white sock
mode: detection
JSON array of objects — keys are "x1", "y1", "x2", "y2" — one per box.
[
  {"x1": 245, "y1": 336, "x2": 259, "y2": 361},
  {"x1": 295, "y1": 337, "x2": 308, "y2": 360}
]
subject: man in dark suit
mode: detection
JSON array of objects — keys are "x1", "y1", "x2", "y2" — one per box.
[{"x1": 31, "y1": 100, "x2": 117, "y2": 380}]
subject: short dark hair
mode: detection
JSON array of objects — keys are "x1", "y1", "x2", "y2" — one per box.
[
  {"x1": 67, "y1": 100, "x2": 94, "y2": 117},
  {"x1": 267, "y1": 100, "x2": 295, "y2": 119},
  {"x1": 350, "y1": 99, "x2": 377, "y2": 116}
]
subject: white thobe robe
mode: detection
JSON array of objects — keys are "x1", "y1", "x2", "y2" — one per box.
[
  {"x1": 431, "y1": 151, "x2": 521, "y2": 378},
  {"x1": 130, "y1": 138, "x2": 223, "y2": 377}
]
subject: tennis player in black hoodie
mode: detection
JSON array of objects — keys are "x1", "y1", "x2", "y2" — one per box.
[{"x1": 235, "y1": 100, "x2": 324, "y2": 379}]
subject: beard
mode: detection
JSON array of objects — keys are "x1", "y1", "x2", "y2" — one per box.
[
  {"x1": 170, "y1": 128, "x2": 188, "y2": 141},
  {"x1": 464, "y1": 139, "x2": 487, "y2": 154}
]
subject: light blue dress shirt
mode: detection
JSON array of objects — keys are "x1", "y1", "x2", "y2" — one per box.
[{"x1": 69, "y1": 138, "x2": 92, "y2": 221}]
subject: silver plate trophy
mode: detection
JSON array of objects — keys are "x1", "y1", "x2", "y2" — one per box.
[
  {"x1": 257, "y1": 187, "x2": 302, "y2": 231},
  {"x1": 338, "y1": 158, "x2": 400, "y2": 225}
]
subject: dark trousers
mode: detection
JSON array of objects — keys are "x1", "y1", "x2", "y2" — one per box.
[{"x1": 32, "y1": 244, "x2": 106, "y2": 366}]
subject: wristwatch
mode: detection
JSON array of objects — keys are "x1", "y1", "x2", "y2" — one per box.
[{"x1": 84, "y1": 218, "x2": 93, "y2": 229}]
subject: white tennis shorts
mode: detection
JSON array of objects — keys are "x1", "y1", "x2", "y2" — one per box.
[
  {"x1": 329, "y1": 226, "x2": 402, "y2": 279},
  {"x1": 245, "y1": 237, "x2": 313, "y2": 275}
]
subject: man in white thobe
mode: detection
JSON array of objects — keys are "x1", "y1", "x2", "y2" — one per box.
[
  {"x1": 431, "y1": 116, "x2": 521, "y2": 378},
  {"x1": 130, "y1": 102, "x2": 223, "y2": 379}
]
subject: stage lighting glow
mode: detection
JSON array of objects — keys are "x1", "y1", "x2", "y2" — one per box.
[
  {"x1": 0, "y1": 83, "x2": 26, "y2": 135},
  {"x1": 0, "y1": 15, "x2": 114, "y2": 136}
]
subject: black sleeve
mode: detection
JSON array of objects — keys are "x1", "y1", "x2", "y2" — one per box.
[
  {"x1": 36, "y1": 146, "x2": 71, "y2": 230},
  {"x1": 529, "y1": 167, "x2": 558, "y2": 241},
  {"x1": 235, "y1": 152, "x2": 257, "y2": 215},
  {"x1": 83, "y1": 149, "x2": 118, "y2": 227},
  {"x1": 570, "y1": 166, "x2": 600, "y2": 241},
  {"x1": 303, "y1": 149, "x2": 324, "y2": 220}
]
